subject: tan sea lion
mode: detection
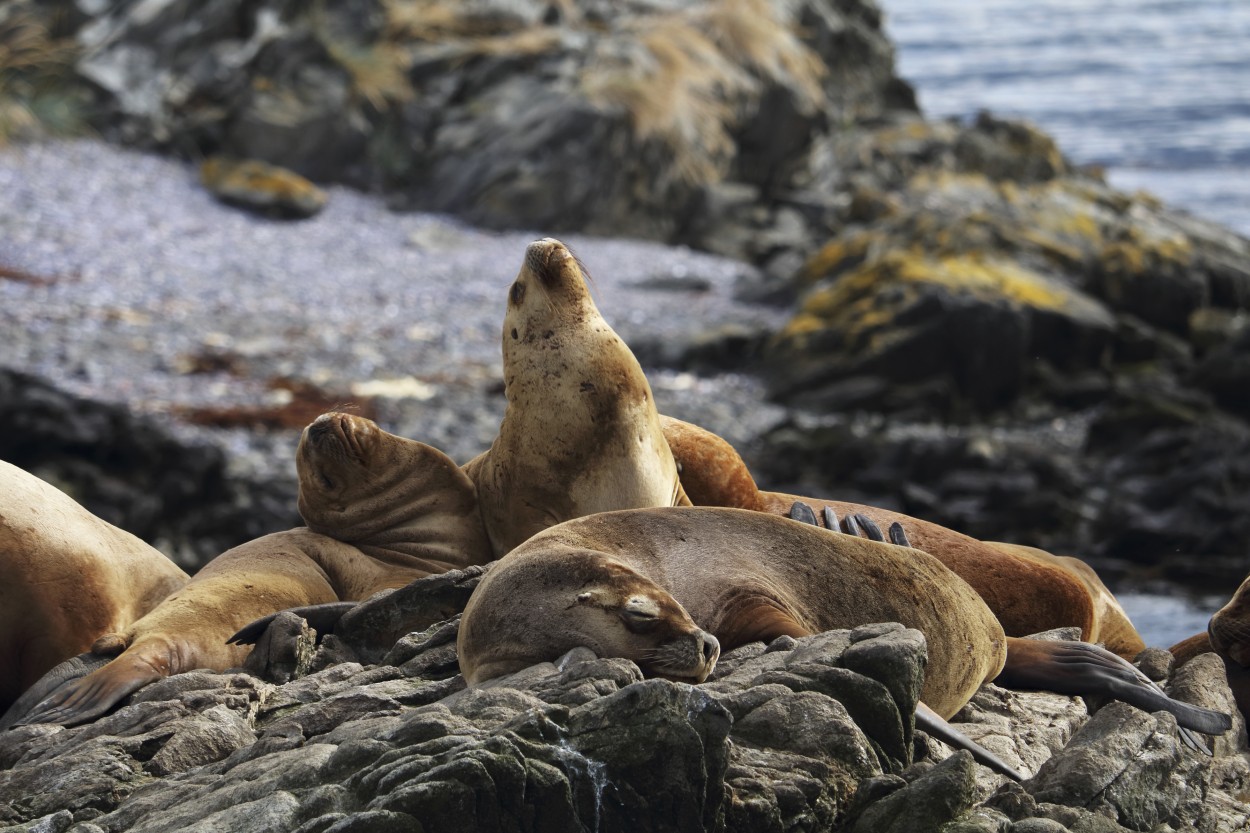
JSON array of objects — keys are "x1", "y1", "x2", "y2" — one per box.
[
  {"x1": 459, "y1": 507, "x2": 1006, "y2": 719},
  {"x1": 659, "y1": 415, "x2": 1146, "y2": 658},
  {"x1": 463, "y1": 238, "x2": 689, "y2": 558},
  {"x1": 0, "y1": 460, "x2": 190, "y2": 715},
  {"x1": 10, "y1": 412, "x2": 492, "y2": 727},
  {"x1": 460, "y1": 507, "x2": 1230, "y2": 756}
]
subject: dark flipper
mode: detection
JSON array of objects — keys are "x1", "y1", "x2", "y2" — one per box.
[
  {"x1": 15, "y1": 653, "x2": 161, "y2": 728},
  {"x1": 788, "y1": 501, "x2": 819, "y2": 526},
  {"x1": 915, "y1": 702, "x2": 1024, "y2": 782},
  {"x1": 227, "y1": 601, "x2": 357, "y2": 646},
  {"x1": 0, "y1": 652, "x2": 112, "y2": 730},
  {"x1": 888, "y1": 522, "x2": 911, "y2": 548},
  {"x1": 849, "y1": 513, "x2": 884, "y2": 542},
  {"x1": 821, "y1": 506, "x2": 839, "y2": 531},
  {"x1": 998, "y1": 638, "x2": 1233, "y2": 741}
]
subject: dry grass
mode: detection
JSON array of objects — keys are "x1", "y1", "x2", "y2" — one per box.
[
  {"x1": 328, "y1": 0, "x2": 827, "y2": 188},
  {"x1": 580, "y1": 0, "x2": 826, "y2": 187},
  {"x1": 0, "y1": 10, "x2": 82, "y2": 143}
]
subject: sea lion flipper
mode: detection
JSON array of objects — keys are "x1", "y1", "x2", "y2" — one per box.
[
  {"x1": 228, "y1": 601, "x2": 357, "y2": 646},
  {"x1": 788, "y1": 501, "x2": 819, "y2": 526},
  {"x1": 851, "y1": 514, "x2": 884, "y2": 542},
  {"x1": 0, "y1": 651, "x2": 112, "y2": 731},
  {"x1": 16, "y1": 654, "x2": 161, "y2": 728},
  {"x1": 821, "y1": 506, "x2": 839, "y2": 530},
  {"x1": 915, "y1": 702, "x2": 1024, "y2": 781},
  {"x1": 998, "y1": 638, "x2": 1233, "y2": 739},
  {"x1": 888, "y1": 522, "x2": 911, "y2": 548}
]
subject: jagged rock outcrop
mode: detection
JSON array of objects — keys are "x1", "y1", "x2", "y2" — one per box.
[{"x1": 1, "y1": 571, "x2": 1245, "y2": 833}]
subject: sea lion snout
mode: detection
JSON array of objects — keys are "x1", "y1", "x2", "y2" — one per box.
[
  {"x1": 522, "y1": 237, "x2": 576, "y2": 288},
  {"x1": 303, "y1": 412, "x2": 369, "y2": 463}
]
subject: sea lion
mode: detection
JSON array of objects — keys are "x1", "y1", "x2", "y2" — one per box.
[
  {"x1": 463, "y1": 238, "x2": 689, "y2": 558},
  {"x1": 460, "y1": 507, "x2": 1230, "y2": 750},
  {"x1": 9, "y1": 412, "x2": 493, "y2": 727},
  {"x1": 459, "y1": 507, "x2": 1007, "y2": 720},
  {"x1": 1170, "y1": 573, "x2": 1250, "y2": 722},
  {"x1": 0, "y1": 460, "x2": 189, "y2": 715},
  {"x1": 659, "y1": 415, "x2": 1146, "y2": 658}
]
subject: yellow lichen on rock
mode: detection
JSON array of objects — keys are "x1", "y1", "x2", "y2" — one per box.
[{"x1": 200, "y1": 157, "x2": 328, "y2": 219}]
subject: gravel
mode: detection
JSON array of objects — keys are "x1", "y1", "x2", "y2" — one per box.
[{"x1": 0, "y1": 140, "x2": 789, "y2": 484}]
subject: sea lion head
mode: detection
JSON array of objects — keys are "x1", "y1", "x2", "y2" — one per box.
[
  {"x1": 458, "y1": 547, "x2": 720, "y2": 685},
  {"x1": 1210, "y1": 574, "x2": 1250, "y2": 667},
  {"x1": 296, "y1": 412, "x2": 483, "y2": 548},
  {"x1": 503, "y1": 238, "x2": 597, "y2": 342}
]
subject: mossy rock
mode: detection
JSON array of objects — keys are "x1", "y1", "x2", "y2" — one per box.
[
  {"x1": 772, "y1": 250, "x2": 1114, "y2": 412},
  {"x1": 200, "y1": 157, "x2": 328, "y2": 219}
]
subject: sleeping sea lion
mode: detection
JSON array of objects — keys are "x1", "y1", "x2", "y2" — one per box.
[
  {"x1": 7, "y1": 412, "x2": 492, "y2": 727},
  {"x1": 459, "y1": 507, "x2": 1006, "y2": 720},
  {"x1": 0, "y1": 460, "x2": 189, "y2": 715},
  {"x1": 659, "y1": 415, "x2": 1146, "y2": 658},
  {"x1": 459, "y1": 507, "x2": 1230, "y2": 748},
  {"x1": 463, "y1": 238, "x2": 689, "y2": 558}
]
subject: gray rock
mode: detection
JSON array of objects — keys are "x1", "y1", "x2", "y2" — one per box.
[{"x1": 849, "y1": 750, "x2": 979, "y2": 833}]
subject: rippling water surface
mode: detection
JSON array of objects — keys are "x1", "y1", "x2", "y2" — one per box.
[
  {"x1": 880, "y1": 0, "x2": 1249, "y2": 643},
  {"x1": 882, "y1": 0, "x2": 1250, "y2": 235}
]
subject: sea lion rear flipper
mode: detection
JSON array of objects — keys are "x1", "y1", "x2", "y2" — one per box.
[
  {"x1": 997, "y1": 638, "x2": 1233, "y2": 741},
  {"x1": 16, "y1": 653, "x2": 163, "y2": 728},
  {"x1": 848, "y1": 514, "x2": 884, "y2": 541},
  {"x1": 0, "y1": 651, "x2": 112, "y2": 730},
  {"x1": 915, "y1": 702, "x2": 1024, "y2": 781},
  {"x1": 227, "y1": 601, "x2": 357, "y2": 646},
  {"x1": 788, "y1": 502, "x2": 819, "y2": 526}
]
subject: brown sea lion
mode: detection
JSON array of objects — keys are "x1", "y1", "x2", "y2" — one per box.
[
  {"x1": 10, "y1": 412, "x2": 492, "y2": 727},
  {"x1": 1170, "y1": 573, "x2": 1250, "y2": 722},
  {"x1": 459, "y1": 507, "x2": 1007, "y2": 720},
  {"x1": 659, "y1": 415, "x2": 1146, "y2": 658},
  {"x1": 0, "y1": 460, "x2": 190, "y2": 715},
  {"x1": 463, "y1": 238, "x2": 689, "y2": 558},
  {"x1": 459, "y1": 507, "x2": 1230, "y2": 752}
]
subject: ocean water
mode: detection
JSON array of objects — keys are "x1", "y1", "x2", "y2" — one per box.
[
  {"x1": 879, "y1": 0, "x2": 1250, "y2": 644},
  {"x1": 882, "y1": 0, "x2": 1250, "y2": 237}
]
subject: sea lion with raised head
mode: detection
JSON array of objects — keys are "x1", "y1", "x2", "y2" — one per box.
[
  {"x1": 8, "y1": 412, "x2": 492, "y2": 728},
  {"x1": 659, "y1": 415, "x2": 1146, "y2": 658},
  {"x1": 0, "y1": 460, "x2": 190, "y2": 716},
  {"x1": 463, "y1": 238, "x2": 689, "y2": 558}
]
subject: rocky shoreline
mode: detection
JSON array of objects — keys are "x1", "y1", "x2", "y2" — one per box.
[{"x1": 3, "y1": 0, "x2": 1250, "y2": 830}]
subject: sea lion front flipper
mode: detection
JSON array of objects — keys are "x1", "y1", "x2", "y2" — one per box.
[
  {"x1": 16, "y1": 652, "x2": 165, "y2": 728},
  {"x1": 228, "y1": 601, "x2": 357, "y2": 646},
  {"x1": 788, "y1": 501, "x2": 819, "y2": 526},
  {"x1": 997, "y1": 638, "x2": 1233, "y2": 739},
  {"x1": 914, "y1": 702, "x2": 1024, "y2": 782},
  {"x1": 0, "y1": 651, "x2": 112, "y2": 730}
]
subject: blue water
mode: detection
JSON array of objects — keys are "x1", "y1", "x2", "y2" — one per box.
[
  {"x1": 880, "y1": 0, "x2": 1250, "y2": 645},
  {"x1": 882, "y1": 0, "x2": 1250, "y2": 236}
]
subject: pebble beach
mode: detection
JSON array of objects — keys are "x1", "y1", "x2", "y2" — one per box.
[{"x1": 0, "y1": 139, "x2": 789, "y2": 483}]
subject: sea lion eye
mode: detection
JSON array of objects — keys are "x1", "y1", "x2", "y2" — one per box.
[
  {"x1": 620, "y1": 608, "x2": 660, "y2": 633},
  {"x1": 510, "y1": 281, "x2": 526, "y2": 306},
  {"x1": 319, "y1": 473, "x2": 335, "y2": 490}
]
